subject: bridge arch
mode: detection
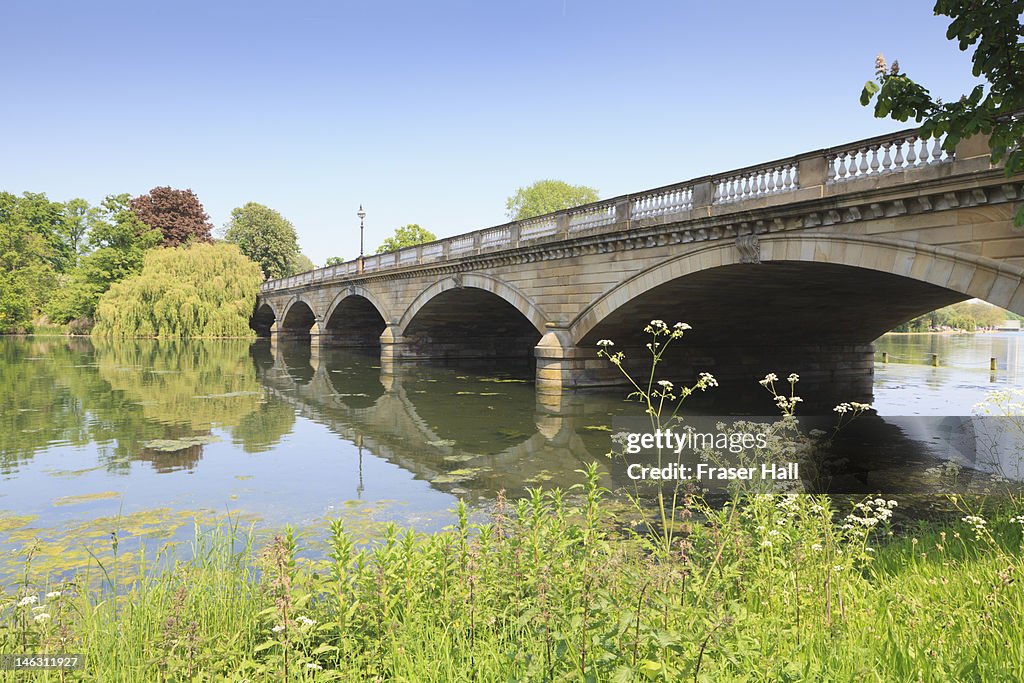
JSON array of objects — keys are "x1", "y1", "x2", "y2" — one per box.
[
  {"x1": 571, "y1": 233, "x2": 1024, "y2": 345},
  {"x1": 565, "y1": 233, "x2": 1024, "y2": 408},
  {"x1": 251, "y1": 301, "x2": 279, "y2": 336},
  {"x1": 322, "y1": 287, "x2": 391, "y2": 349},
  {"x1": 279, "y1": 296, "x2": 318, "y2": 339},
  {"x1": 399, "y1": 273, "x2": 548, "y2": 333},
  {"x1": 397, "y1": 273, "x2": 548, "y2": 362}
]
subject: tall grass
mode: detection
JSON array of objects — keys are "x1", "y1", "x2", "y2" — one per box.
[{"x1": 3, "y1": 470, "x2": 1023, "y2": 681}]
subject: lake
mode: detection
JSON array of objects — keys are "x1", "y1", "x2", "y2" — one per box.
[{"x1": 1, "y1": 332, "x2": 1022, "y2": 579}]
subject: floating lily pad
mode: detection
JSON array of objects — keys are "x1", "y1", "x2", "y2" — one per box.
[{"x1": 142, "y1": 435, "x2": 220, "y2": 452}]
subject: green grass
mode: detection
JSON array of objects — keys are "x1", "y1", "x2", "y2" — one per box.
[{"x1": 2, "y1": 469, "x2": 1023, "y2": 682}]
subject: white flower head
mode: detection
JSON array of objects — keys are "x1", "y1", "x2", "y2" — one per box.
[
  {"x1": 787, "y1": 373, "x2": 799, "y2": 383},
  {"x1": 45, "y1": 591, "x2": 61, "y2": 600},
  {"x1": 673, "y1": 322, "x2": 691, "y2": 330},
  {"x1": 33, "y1": 613, "x2": 51, "y2": 623},
  {"x1": 596, "y1": 339, "x2": 614, "y2": 348},
  {"x1": 17, "y1": 596, "x2": 38, "y2": 608},
  {"x1": 657, "y1": 380, "x2": 674, "y2": 390}
]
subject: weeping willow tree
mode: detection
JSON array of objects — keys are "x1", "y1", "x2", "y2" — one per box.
[{"x1": 93, "y1": 242, "x2": 263, "y2": 338}]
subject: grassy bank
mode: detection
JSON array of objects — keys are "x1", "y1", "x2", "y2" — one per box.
[{"x1": 2, "y1": 467, "x2": 1023, "y2": 682}]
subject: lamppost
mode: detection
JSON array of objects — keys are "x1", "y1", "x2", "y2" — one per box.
[{"x1": 357, "y1": 205, "x2": 366, "y2": 274}]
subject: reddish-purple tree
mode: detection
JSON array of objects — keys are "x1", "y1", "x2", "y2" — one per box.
[{"x1": 130, "y1": 187, "x2": 213, "y2": 247}]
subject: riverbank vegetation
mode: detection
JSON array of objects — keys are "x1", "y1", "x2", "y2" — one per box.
[
  {"x1": 890, "y1": 300, "x2": 1023, "y2": 333},
  {"x1": 0, "y1": 189, "x2": 316, "y2": 336},
  {"x1": 2, "y1": 471, "x2": 1023, "y2": 681}
]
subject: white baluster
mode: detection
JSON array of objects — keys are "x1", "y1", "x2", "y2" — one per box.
[
  {"x1": 858, "y1": 148, "x2": 870, "y2": 175},
  {"x1": 826, "y1": 156, "x2": 836, "y2": 182},
  {"x1": 931, "y1": 137, "x2": 943, "y2": 163},
  {"x1": 881, "y1": 142, "x2": 892, "y2": 172},
  {"x1": 906, "y1": 136, "x2": 918, "y2": 166},
  {"x1": 893, "y1": 140, "x2": 904, "y2": 169}
]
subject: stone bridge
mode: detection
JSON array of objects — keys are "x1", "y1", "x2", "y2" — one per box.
[{"x1": 255, "y1": 129, "x2": 1024, "y2": 408}]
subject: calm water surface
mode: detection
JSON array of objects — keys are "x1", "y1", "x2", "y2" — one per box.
[{"x1": 1, "y1": 333, "x2": 1022, "y2": 577}]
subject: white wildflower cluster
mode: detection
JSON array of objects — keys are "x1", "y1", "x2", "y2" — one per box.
[
  {"x1": 962, "y1": 515, "x2": 988, "y2": 540},
  {"x1": 657, "y1": 380, "x2": 673, "y2": 390},
  {"x1": 759, "y1": 373, "x2": 779, "y2": 387},
  {"x1": 596, "y1": 339, "x2": 614, "y2": 348},
  {"x1": 972, "y1": 388, "x2": 1024, "y2": 416},
  {"x1": 697, "y1": 372, "x2": 718, "y2": 390},
  {"x1": 834, "y1": 402, "x2": 872, "y2": 414},
  {"x1": 17, "y1": 595, "x2": 38, "y2": 608},
  {"x1": 671, "y1": 321, "x2": 691, "y2": 338},
  {"x1": 842, "y1": 498, "x2": 898, "y2": 532},
  {"x1": 1011, "y1": 515, "x2": 1024, "y2": 525},
  {"x1": 774, "y1": 395, "x2": 803, "y2": 412},
  {"x1": 295, "y1": 615, "x2": 317, "y2": 629},
  {"x1": 787, "y1": 373, "x2": 799, "y2": 383},
  {"x1": 644, "y1": 319, "x2": 669, "y2": 335},
  {"x1": 45, "y1": 591, "x2": 61, "y2": 600},
  {"x1": 306, "y1": 663, "x2": 323, "y2": 671}
]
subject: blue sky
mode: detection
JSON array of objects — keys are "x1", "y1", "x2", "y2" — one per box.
[{"x1": 2, "y1": 1, "x2": 982, "y2": 263}]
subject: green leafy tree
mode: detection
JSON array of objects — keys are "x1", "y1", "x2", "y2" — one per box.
[
  {"x1": 860, "y1": 0, "x2": 1024, "y2": 225},
  {"x1": 45, "y1": 194, "x2": 162, "y2": 325},
  {"x1": 92, "y1": 242, "x2": 263, "y2": 338},
  {"x1": 131, "y1": 186, "x2": 214, "y2": 246},
  {"x1": 505, "y1": 180, "x2": 599, "y2": 220},
  {"x1": 374, "y1": 224, "x2": 436, "y2": 254},
  {"x1": 59, "y1": 198, "x2": 102, "y2": 263},
  {"x1": 291, "y1": 253, "x2": 315, "y2": 274},
  {"x1": 0, "y1": 192, "x2": 61, "y2": 331},
  {"x1": 224, "y1": 202, "x2": 300, "y2": 280},
  {"x1": 325, "y1": 256, "x2": 346, "y2": 266}
]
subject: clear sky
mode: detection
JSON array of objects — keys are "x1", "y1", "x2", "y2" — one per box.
[{"x1": 2, "y1": 1, "x2": 982, "y2": 264}]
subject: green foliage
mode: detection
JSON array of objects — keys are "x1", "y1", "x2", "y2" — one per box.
[
  {"x1": 505, "y1": 179, "x2": 600, "y2": 220},
  {"x1": 92, "y1": 242, "x2": 263, "y2": 338},
  {"x1": 892, "y1": 300, "x2": 1014, "y2": 332},
  {"x1": 224, "y1": 202, "x2": 300, "y2": 280},
  {"x1": 325, "y1": 256, "x2": 346, "y2": 267},
  {"x1": 0, "y1": 192, "x2": 61, "y2": 332},
  {"x1": 860, "y1": 0, "x2": 1024, "y2": 225},
  {"x1": 291, "y1": 253, "x2": 315, "y2": 274},
  {"x1": 375, "y1": 224, "x2": 436, "y2": 254},
  {"x1": 45, "y1": 194, "x2": 162, "y2": 325},
  {"x1": 3, "y1": 481, "x2": 1023, "y2": 680}
]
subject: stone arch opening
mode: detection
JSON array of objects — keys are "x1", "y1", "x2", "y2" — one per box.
[
  {"x1": 280, "y1": 300, "x2": 316, "y2": 340},
  {"x1": 570, "y1": 236, "x2": 1023, "y2": 408},
  {"x1": 251, "y1": 303, "x2": 277, "y2": 337},
  {"x1": 401, "y1": 286, "x2": 544, "y2": 364},
  {"x1": 323, "y1": 295, "x2": 387, "y2": 349}
]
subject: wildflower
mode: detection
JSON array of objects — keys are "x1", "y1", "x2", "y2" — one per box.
[
  {"x1": 811, "y1": 543, "x2": 823, "y2": 552},
  {"x1": 649, "y1": 319, "x2": 667, "y2": 329},
  {"x1": 33, "y1": 613, "x2": 50, "y2": 623},
  {"x1": 834, "y1": 403, "x2": 850, "y2": 414},
  {"x1": 698, "y1": 372, "x2": 718, "y2": 388},
  {"x1": 760, "y1": 540, "x2": 773, "y2": 548},
  {"x1": 44, "y1": 591, "x2": 61, "y2": 600},
  {"x1": 657, "y1": 380, "x2": 673, "y2": 390},
  {"x1": 596, "y1": 339, "x2": 614, "y2": 348},
  {"x1": 1011, "y1": 516, "x2": 1024, "y2": 525},
  {"x1": 272, "y1": 624, "x2": 286, "y2": 633},
  {"x1": 295, "y1": 615, "x2": 316, "y2": 628},
  {"x1": 787, "y1": 373, "x2": 799, "y2": 383},
  {"x1": 673, "y1": 322, "x2": 691, "y2": 330},
  {"x1": 306, "y1": 663, "x2": 323, "y2": 671},
  {"x1": 759, "y1": 372, "x2": 778, "y2": 386},
  {"x1": 833, "y1": 565, "x2": 844, "y2": 572},
  {"x1": 17, "y1": 596, "x2": 38, "y2": 608}
]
